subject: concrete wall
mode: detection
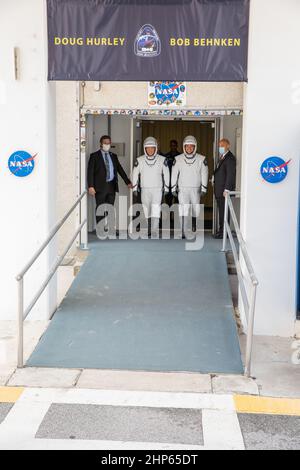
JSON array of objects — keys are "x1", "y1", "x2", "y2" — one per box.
[
  {"x1": 0, "y1": 0, "x2": 57, "y2": 321},
  {"x1": 222, "y1": 115, "x2": 243, "y2": 191},
  {"x1": 222, "y1": 116, "x2": 243, "y2": 156},
  {"x1": 56, "y1": 81, "x2": 78, "y2": 256},
  {"x1": 221, "y1": 116, "x2": 243, "y2": 221},
  {"x1": 241, "y1": 0, "x2": 300, "y2": 336},
  {"x1": 84, "y1": 82, "x2": 243, "y2": 109}
]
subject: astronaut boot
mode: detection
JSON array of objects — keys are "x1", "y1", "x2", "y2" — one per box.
[
  {"x1": 180, "y1": 217, "x2": 186, "y2": 239},
  {"x1": 181, "y1": 216, "x2": 193, "y2": 239},
  {"x1": 192, "y1": 217, "x2": 197, "y2": 233},
  {"x1": 150, "y1": 217, "x2": 160, "y2": 239}
]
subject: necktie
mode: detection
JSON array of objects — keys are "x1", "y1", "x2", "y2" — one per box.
[
  {"x1": 218, "y1": 157, "x2": 224, "y2": 169},
  {"x1": 104, "y1": 152, "x2": 111, "y2": 181}
]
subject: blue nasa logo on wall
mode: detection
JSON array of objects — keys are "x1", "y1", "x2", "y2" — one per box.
[
  {"x1": 134, "y1": 24, "x2": 161, "y2": 57},
  {"x1": 155, "y1": 82, "x2": 181, "y2": 105},
  {"x1": 260, "y1": 156, "x2": 291, "y2": 184},
  {"x1": 8, "y1": 150, "x2": 36, "y2": 177}
]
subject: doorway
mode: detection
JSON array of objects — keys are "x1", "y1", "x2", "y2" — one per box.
[
  {"x1": 139, "y1": 119, "x2": 216, "y2": 230},
  {"x1": 85, "y1": 114, "x2": 221, "y2": 234},
  {"x1": 85, "y1": 114, "x2": 133, "y2": 234}
]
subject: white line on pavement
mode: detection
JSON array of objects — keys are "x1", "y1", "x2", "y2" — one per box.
[
  {"x1": 202, "y1": 409, "x2": 245, "y2": 450},
  {"x1": 3, "y1": 438, "x2": 205, "y2": 451},
  {"x1": 18, "y1": 388, "x2": 235, "y2": 411},
  {"x1": 0, "y1": 400, "x2": 51, "y2": 450}
]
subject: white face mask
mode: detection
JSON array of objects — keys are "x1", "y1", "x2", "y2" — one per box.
[{"x1": 102, "y1": 144, "x2": 111, "y2": 152}]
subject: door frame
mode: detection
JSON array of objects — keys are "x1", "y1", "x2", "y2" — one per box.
[
  {"x1": 133, "y1": 115, "x2": 221, "y2": 234},
  {"x1": 79, "y1": 107, "x2": 241, "y2": 238}
]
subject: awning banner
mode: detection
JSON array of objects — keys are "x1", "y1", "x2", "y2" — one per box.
[{"x1": 47, "y1": 0, "x2": 250, "y2": 82}]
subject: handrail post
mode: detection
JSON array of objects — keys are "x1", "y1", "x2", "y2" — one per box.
[
  {"x1": 244, "y1": 282, "x2": 258, "y2": 377},
  {"x1": 222, "y1": 191, "x2": 229, "y2": 252},
  {"x1": 17, "y1": 277, "x2": 24, "y2": 368},
  {"x1": 82, "y1": 192, "x2": 88, "y2": 250}
]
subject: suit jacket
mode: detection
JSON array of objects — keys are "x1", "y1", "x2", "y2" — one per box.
[
  {"x1": 213, "y1": 151, "x2": 236, "y2": 198},
  {"x1": 87, "y1": 150, "x2": 131, "y2": 193}
]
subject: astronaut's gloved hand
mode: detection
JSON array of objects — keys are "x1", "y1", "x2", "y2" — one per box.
[
  {"x1": 133, "y1": 190, "x2": 138, "y2": 198},
  {"x1": 200, "y1": 192, "x2": 206, "y2": 200}
]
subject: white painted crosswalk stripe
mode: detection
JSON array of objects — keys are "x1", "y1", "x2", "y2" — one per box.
[
  {"x1": 17, "y1": 388, "x2": 235, "y2": 411},
  {"x1": 5, "y1": 388, "x2": 299, "y2": 450},
  {"x1": 202, "y1": 409, "x2": 245, "y2": 450}
]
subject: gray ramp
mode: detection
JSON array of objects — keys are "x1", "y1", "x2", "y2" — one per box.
[{"x1": 27, "y1": 238, "x2": 243, "y2": 374}]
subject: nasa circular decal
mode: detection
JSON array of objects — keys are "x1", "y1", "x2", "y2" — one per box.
[
  {"x1": 148, "y1": 81, "x2": 186, "y2": 108},
  {"x1": 8, "y1": 150, "x2": 36, "y2": 177},
  {"x1": 155, "y1": 82, "x2": 181, "y2": 106},
  {"x1": 260, "y1": 156, "x2": 291, "y2": 184}
]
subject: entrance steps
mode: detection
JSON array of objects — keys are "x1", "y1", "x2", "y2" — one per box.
[{"x1": 6, "y1": 367, "x2": 259, "y2": 396}]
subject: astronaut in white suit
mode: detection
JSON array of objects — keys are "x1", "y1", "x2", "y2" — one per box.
[
  {"x1": 132, "y1": 136, "x2": 169, "y2": 236},
  {"x1": 171, "y1": 135, "x2": 209, "y2": 237}
]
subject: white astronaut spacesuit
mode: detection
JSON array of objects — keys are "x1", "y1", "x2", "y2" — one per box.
[
  {"x1": 132, "y1": 137, "x2": 169, "y2": 234},
  {"x1": 171, "y1": 135, "x2": 209, "y2": 235}
]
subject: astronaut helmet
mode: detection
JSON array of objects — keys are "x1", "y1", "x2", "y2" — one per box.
[
  {"x1": 144, "y1": 136, "x2": 158, "y2": 159},
  {"x1": 183, "y1": 135, "x2": 197, "y2": 158}
]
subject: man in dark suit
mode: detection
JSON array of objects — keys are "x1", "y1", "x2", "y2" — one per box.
[
  {"x1": 164, "y1": 139, "x2": 181, "y2": 207},
  {"x1": 87, "y1": 135, "x2": 132, "y2": 229},
  {"x1": 213, "y1": 138, "x2": 236, "y2": 239}
]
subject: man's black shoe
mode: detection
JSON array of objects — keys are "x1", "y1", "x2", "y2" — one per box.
[{"x1": 213, "y1": 232, "x2": 223, "y2": 239}]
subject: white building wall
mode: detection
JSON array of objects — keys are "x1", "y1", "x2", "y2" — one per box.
[
  {"x1": 0, "y1": 0, "x2": 57, "y2": 321},
  {"x1": 56, "y1": 81, "x2": 78, "y2": 256},
  {"x1": 241, "y1": 0, "x2": 300, "y2": 336},
  {"x1": 83, "y1": 82, "x2": 243, "y2": 109}
]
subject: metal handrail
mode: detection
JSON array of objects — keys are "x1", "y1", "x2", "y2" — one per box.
[
  {"x1": 16, "y1": 191, "x2": 88, "y2": 368},
  {"x1": 222, "y1": 190, "x2": 259, "y2": 378}
]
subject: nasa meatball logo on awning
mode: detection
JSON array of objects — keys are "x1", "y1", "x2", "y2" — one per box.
[
  {"x1": 260, "y1": 157, "x2": 291, "y2": 184},
  {"x1": 8, "y1": 150, "x2": 37, "y2": 178}
]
